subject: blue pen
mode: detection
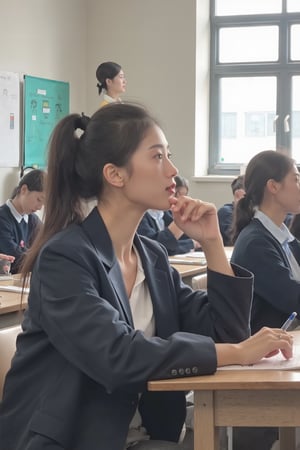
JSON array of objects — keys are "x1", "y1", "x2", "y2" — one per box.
[{"x1": 281, "y1": 311, "x2": 297, "y2": 331}]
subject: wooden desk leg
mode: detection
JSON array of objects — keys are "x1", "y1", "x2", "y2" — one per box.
[
  {"x1": 194, "y1": 390, "x2": 219, "y2": 450},
  {"x1": 279, "y1": 427, "x2": 296, "y2": 450}
]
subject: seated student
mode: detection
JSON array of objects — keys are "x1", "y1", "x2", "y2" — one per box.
[
  {"x1": 0, "y1": 104, "x2": 292, "y2": 450},
  {"x1": 217, "y1": 175, "x2": 245, "y2": 246},
  {"x1": 231, "y1": 150, "x2": 300, "y2": 450},
  {"x1": 289, "y1": 213, "x2": 300, "y2": 240},
  {"x1": 174, "y1": 175, "x2": 189, "y2": 198},
  {"x1": 0, "y1": 169, "x2": 45, "y2": 274},
  {"x1": 137, "y1": 209, "x2": 200, "y2": 255},
  {"x1": 0, "y1": 253, "x2": 15, "y2": 275}
]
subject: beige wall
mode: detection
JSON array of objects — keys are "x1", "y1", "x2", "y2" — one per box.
[
  {"x1": 0, "y1": 0, "x2": 233, "y2": 208},
  {"x1": 0, "y1": 0, "x2": 87, "y2": 202}
]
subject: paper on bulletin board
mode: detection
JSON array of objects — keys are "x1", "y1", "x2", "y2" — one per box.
[
  {"x1": 0, "y1": 71, "x2": 20, "y2": 167},
  {"x1": 23, "y1": 75, "x2": 69, "y2": 168}
]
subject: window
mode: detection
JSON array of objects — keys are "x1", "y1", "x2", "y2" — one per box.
[{"x1": 209, "y1": 0, "x2": 300, "y2": 174}]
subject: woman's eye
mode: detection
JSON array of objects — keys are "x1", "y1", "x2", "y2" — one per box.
[{"x1": 155, "y1": 154, "x2": 163, "y2": 159}]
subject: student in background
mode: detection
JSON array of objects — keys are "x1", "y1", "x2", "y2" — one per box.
[
  {"x1": 96, "y1": 61, "x2": 126, "y2": 107},
  {"x1": 174, "y1": 175, "x2": 189, "y2": 198},
  {"x1": 0, "y1": 105, "x2": 292, "y2": 450},
  {"x1": 0, "y1": 169, "x2": 45, "y2": 273},
  {"x1": 231, "y1": 150, "x2": 300, "y2": 450},
  {"x1": 217, "y1": 175, "x2": 245, "y2": 246},
  {"x1": 289, "y1": 213, "x2": 300, "y2": 240}
]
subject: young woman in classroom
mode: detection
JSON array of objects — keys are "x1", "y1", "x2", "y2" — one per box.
[
  {"x1": 0, "y1": 105, "x2": 293, "y2": 450},
  {"x1": 96, "y1": 61, "x2": 127, "y2": 107},
  {"x1": 232, "y1": 150, "x2": 300, "y2": 334},
  {"x1": 0, "y1": 169, "x2": 45, "y2": 274}
]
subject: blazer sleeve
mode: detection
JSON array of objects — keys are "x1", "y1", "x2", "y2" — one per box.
[{"x1": 0, "y1": 213, "x2": 25, "y2": 260}]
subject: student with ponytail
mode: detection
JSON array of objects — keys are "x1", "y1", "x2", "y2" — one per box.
[
  {"x1": 232, "y1": 150, "x2": 300, "y2": 333},
  {"x1": 0, "y1": 108, "x2": 292, "y2": 450}
]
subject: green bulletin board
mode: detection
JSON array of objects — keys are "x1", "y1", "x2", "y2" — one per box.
[{"x1": 24, "y1": 75, "x2": 69, "y2": 168}]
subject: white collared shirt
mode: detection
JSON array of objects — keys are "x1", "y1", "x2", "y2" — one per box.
[
  {"x1": 6, "y1": 199, "x2": 28, "y2": 223},
  {"x1": 255, "y1": 210, "x2": 300, "y2": 282}
]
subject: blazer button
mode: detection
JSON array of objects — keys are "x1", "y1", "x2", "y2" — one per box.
[
  {"x1": 192, "y1": 366, "x2": 198, "y2": 374},
  {"x1": 179, "y1": 368, "x2": 185, "y2": 376},
  {"x1": 185, "y1": 368, "x2": 191, "y2": 375},
  {"x1": 171, "y1": 369, "x2": 178, "y2": 376}
]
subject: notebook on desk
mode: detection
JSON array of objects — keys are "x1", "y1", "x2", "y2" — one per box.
[
  {"x1": 169, "y1": 252, "x2": 207, "y2": 266},
  {"x1": 219, "y1": 344, "x2": 300, "y2": 371}
]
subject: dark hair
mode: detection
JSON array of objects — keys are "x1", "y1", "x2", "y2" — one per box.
[
  {"x1": 232, "y1": 150, "x2": 294, "y2": 242},
  {"x1": 174, "y1": 175, "x2": 189, "y2": 191},
  {"x1": 96, "y1": 61, "x2": 122, "y2": 95},
  {"x1": 21, "y1": 103, "x2": 158, "y2": 277},
  {"x1": 231, "y1": 175, "x2": 244, "y2": 194},
  {"x1": 11, "y1": 169, "x2": 45, "y2": 199},
  {"x1": 290, "y1": 214, "x2": 300, "y2": 240}
]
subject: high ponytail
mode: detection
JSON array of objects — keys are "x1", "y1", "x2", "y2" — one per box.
[{"x1": 21, "y1": 114, "x2": 85, "y2": 278}]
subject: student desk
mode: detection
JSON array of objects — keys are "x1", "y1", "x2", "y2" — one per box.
[
  {"x1": 170, "y1": 263, "x2": 207, "y2": 287},
  {"x1": 148, "y1": 331, "x2": 300, "y2": 450},
  {"x1": 0, "y1": 275, "x2": 28, "y2": 328}
]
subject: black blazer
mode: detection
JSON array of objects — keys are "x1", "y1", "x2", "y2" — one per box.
[
  {"x1": 0, "y1": 208, "x2": 253, "y2": 450},
  {"x1": 232, "y1": 218, "x2": 300, "y2": 333}
]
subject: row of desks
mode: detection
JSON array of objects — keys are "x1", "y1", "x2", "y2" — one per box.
[{"x1": 0, "y1": 262, "x2": 206, "y2": 319}]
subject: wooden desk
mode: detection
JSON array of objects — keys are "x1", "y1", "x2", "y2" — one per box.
[
  {"x1": 148, "y1": 332, "x2": 300, "y2": 450},
  {"x1": 170, "y1": 263, "x2": 206, "y2": 287},
  {"x1": 0, "y1": 291, "x2": 27, "y2": 315}
]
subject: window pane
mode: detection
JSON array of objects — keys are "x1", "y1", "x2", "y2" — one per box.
[
  {"x1": 291, "y1": 25, "x2": 300, "y2": 60},
  {"x1": 215, "y1": 0, "x2": 282, "y2": 16},
  {"x1": 287, "y1": 0, "x2": 300, "y2": 12},
  {"x1": 219, "y1": 27, "x2": 279, "y2": 63},
  {"x1": 291, "y1": 76, "x2": 300, "y2": 162},
  {"x1": 219, "y1": 77, "x2": 277, "y2": 165}
]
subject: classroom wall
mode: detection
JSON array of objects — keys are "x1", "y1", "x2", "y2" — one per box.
[
  {"x1": 0, "y1": 0, "x2": 87, "y2": 203},
  {"x1": 0, "y1": 0, "x2": 233, "y2": 208},
  {"x1": 86, "y1": 0, "x2": 232, "y2": 207}
]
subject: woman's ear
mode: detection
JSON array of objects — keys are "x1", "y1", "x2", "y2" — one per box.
[
  {"x1": 266, "y1": 178, "x2": 280, "y2": 194},
  {"x1": 102, "y1": 163, "x2": 125, "y2": 188}
]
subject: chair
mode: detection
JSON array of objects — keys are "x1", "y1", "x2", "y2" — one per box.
[
  {"x1": 0, "y1": 324, "x2": 21, "y2": 400},
  {"x1": 192, "y1": 273, "x2": 207, "y2": 290}
]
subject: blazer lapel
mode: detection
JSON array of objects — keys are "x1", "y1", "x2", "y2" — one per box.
[{"x1": 81, "y1": 207, "x2": 133, "y2": 326}]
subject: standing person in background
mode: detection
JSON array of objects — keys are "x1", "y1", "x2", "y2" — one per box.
[
  {"x1": 96, "y1": 61, "x2": 126, "y2": 108},
  {"x1": 217, "y1": 175, "x2": 245, "y2": 246},
  {"x1": 0, "y1": 104, "x2": 292, "y2": 450},
  {"x1": 0, "y1": 169, "x2": 45, "y2": 273}
]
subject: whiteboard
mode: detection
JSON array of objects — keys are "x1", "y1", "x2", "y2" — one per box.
[{"x1": 0, "y1": 71, "x2": 20, "y2": 167}]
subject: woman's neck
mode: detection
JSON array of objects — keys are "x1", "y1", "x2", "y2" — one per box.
[
  {"x1": 258, "y1": 205, "x2": 286, "y2": 227},
  {"x1": 11, "y1": 197, "x2": 24, "y2": 215}
]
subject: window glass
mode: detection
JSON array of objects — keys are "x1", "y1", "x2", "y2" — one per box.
[
  {"x1": 219, "y1": 77, "x2": 276, "y2": 164},
  {"x1": 291, "y1": 25, "x2": 300, "y2": 60},
  {"x1": 287, "y1": 0, "x2": 300, "y2": 13},
  {"x1": 291, "y1": 76, "x2": 300, "y2": 161},
  {"x1": 219, "y1": 26, "x2": 279, "y2": 63},
  {"x1": 215, "y1": 0, "x2": 281, "y2": 16}
]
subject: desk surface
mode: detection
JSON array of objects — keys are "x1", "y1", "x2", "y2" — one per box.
[
  {"x1": 170, "y1": 263, "x2": 206, "y2": 278},
  {"x1": 0, "y1": 275, "x2": 28, "y2": 315}
]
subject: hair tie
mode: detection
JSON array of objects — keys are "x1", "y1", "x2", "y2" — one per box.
[{"x1": 74, "y1": 113, "x2": 90, "y2": 132}]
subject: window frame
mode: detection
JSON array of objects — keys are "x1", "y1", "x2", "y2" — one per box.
[{"x1": 209, "y1": 0, "x2": 300, "y2": 175}]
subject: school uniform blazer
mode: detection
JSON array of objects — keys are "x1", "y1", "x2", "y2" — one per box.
[
  {"x1": 137, "y1": 211, "x2": 194, "y2": 255},
  {"x1": 0, "y1": 204, "x2": 41, "y2": 273},
  {"x1": 231, "y1": 218, "x2": 300, "y2": 333},
  {"x1": 0, "y1": 207, "x2": 253, "y2": 450},
  {"x1": 217, "y1": 203, "x2": 234, "y2": 246}
]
